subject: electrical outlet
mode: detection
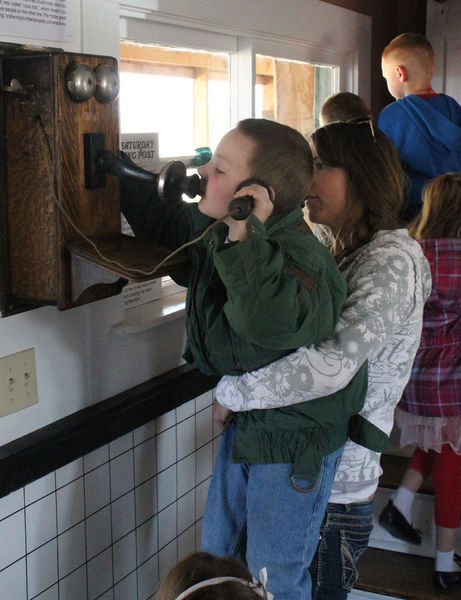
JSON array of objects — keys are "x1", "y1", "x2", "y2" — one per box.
[{"x1": 0, "y1": 348, "x2": 39, "y2": 417}]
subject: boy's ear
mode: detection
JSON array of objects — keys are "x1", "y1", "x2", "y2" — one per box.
[{"x1": 395, "y1": 65, "x2": 408, "y2": 82}]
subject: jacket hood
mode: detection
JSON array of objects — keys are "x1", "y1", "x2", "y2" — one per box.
[{"x1": 398, "y1": 95, "x2": 461, "y2": 153}]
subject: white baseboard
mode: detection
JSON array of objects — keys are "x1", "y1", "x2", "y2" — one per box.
[{"x1": 350, "y1": 590, "x2": 402, "y2": 600}]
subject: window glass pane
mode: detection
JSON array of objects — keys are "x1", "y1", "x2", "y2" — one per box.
[
  {"x1": 208, "y1": 79, "x2": 230, "y2": 152},
  {"x1": 119, "y1": 43, "x2": 230, "y2": 158},
  {"x1": 119, "y1": 72, "x2": 194, "y2": 156},
  {"x1": 255, "y1": 55, "x2": 334, "y2": 136},
  {"x1": 314, "y1": 66, "x2": 334, "y2": 130},
  {"x1": 119, "y1": 42, "x2": 231, "y2": 302},
  {"x1": 255, "y1": 83, "x2": 264, "y2": 119}
]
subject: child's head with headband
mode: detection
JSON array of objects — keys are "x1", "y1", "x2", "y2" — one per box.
[{"x1": 157, "y1": 552, "x2": 273, "y2": 600}]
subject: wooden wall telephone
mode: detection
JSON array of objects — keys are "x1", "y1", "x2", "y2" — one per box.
[{"x1": 0, "y1": 45, "x2": 193, "y2": 317}]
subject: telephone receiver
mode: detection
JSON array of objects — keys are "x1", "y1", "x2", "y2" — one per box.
[
  {"x1": 84, "y1": 138, "x2": 201, "y2": 201},
  {"x1": 87, "y1": 143, "x2": 271, "y2": 219},
  {"x1": 228, "y1": 179, "x2": 273, "y2": 221}
]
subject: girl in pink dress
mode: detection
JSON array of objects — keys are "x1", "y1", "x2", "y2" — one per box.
[{"x1": 380, "y1": 172, "x2": 461, "y2": 594}]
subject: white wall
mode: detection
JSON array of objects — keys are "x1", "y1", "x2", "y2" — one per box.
[
  {"x1": 426, "y1": 0, "x2": 461, "y2": 102},
  {"x1": 0, "y1": 0, "x2": 371, "y2": 446}
]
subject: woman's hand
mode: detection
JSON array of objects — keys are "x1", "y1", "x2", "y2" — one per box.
[
  {"x1": 226, "y1": 183, "x2": 275, "y2": 242},
  {"x1": 213, "y1": 397, "x2": 232, "y2": 430}
]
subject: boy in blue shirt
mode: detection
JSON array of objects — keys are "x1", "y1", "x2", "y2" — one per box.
[{"x1": 378, "y1": 32, "x2": 461, "y2": 221}]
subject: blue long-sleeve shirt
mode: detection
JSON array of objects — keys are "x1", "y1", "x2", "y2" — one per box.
[{"x1": 377, "y1": 94, "x2": 461, "y2": 210}]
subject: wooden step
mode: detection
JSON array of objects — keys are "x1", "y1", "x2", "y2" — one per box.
[
  {"x1": 355, "y1": 547, "x2": 453, "y2": 600},
  {"x1": 379, "y1": 454, "x2": 433, "y2": 495}
]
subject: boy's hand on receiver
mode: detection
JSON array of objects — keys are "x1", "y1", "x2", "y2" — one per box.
[{"x1": 227, "y1": 183, "x2": 275, "y2": 242}]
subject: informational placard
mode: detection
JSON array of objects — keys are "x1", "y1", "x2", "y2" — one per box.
[
  {"x1": 0, "y1": 0, "x2": 72, "y2": 42},
  {"x1": 121, "y1": 133, "x2": 163, "y2": 308},
  {"x1": 120, "y1": 132, "x2": 161, "y2": 172}
]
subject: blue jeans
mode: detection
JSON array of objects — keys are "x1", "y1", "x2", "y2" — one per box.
[
  {"x1": 309, "y1": 500, "x2": 375, "y2": 600},
  {"x1": 201, "y1": 422, "x2": 344, "y2": 600}
]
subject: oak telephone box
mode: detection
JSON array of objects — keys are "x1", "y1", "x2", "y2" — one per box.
[{"x1": 0, "y1": 45, "x2": 194, "y2": 317}]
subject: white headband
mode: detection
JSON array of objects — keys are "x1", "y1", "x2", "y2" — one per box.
[{"x1": 173, "y1": 567, "x2": 273, "y2": 600}]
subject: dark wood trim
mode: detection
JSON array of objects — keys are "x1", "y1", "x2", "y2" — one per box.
[
  {"x1": 0, "y1": 364, "x2": 219, "y2": 499},
  {"x1": 319, "y1": 0, "x2": 427, "y2": 116}
]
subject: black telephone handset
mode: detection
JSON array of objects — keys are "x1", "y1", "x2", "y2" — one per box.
[
  {"x1": 228, "y1": 195, "x2": 254, "y2": 221},
  {"x1": 228, "y1": 178, "x2": 274, "y2": 220}
]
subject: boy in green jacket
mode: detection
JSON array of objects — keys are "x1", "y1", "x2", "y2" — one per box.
[{"x1": 121, "y1": 118, "x2": 367, "y2": 600}]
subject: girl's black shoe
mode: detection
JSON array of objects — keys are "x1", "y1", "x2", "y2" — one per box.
[
  {"x1": 432, "y1": 570, "x2": 461, "y2": 594},
  {"x1": 378, "y1": 500, "x2": 422, "y2": 545}
]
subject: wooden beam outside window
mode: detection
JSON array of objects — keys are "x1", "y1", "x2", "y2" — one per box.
[{"x1": 193, "y1": 68, "x2": 209, "y2": 148}]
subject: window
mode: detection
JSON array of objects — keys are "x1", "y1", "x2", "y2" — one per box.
[
  {"x1": 118, "y1": 28, "x2": 338, "y2": 322},
  {"x1": 255, "y1": 54, "x2": 334, "y2": 136},
  {"x1": 119, "y1": 42, "x2": 230, "y2": 157},
  {"x1": 119, "y1": 43, "x2": 232, "y2": 312}
]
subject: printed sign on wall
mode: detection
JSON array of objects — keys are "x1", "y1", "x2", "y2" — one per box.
[
  {"x1": 120, "y1": 133, "x2": 164, "y2": 309},
  {"x1": 0, "y1": 0, "x2": 72, "y2": 42}
]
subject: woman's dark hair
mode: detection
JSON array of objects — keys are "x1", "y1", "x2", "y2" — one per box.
[
  {"x1": 157, "y1": 551, "x2": 264, "y2": 599},
  {"x1": 410, "y1": 172, "x2": 461, "y2": 239},
  {"x1": 237, "y1": 118, "x2": 313, "y2": 215},
  {"x1": 311, "y1": 120, "x2": 405, "y2": 258}
]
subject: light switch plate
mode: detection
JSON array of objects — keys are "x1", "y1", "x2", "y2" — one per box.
[{"x1": 0, "y1": 348, "x2": 39, "y2": 417}]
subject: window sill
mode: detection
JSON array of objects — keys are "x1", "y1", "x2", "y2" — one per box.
[{"x1": 111, "y1": 290, "x2": 186, "y2": 334}]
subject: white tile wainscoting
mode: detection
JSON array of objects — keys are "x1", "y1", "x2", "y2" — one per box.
[{"x1": 0, "y1": 390, "x2": 218, "y2": 600}]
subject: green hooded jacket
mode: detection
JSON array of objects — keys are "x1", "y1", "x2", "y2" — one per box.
[{"x1": 121, "y1": 178, "x2": 368, "y2": 478}]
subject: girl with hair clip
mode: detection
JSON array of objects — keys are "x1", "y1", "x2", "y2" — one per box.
[
  {"x1": 215, "y1": 120, "x2": 432, "y2": 600},
  {"x1": 157, "y1": 552, "x2": 273, "y2": 600},
  {"x1": 379, "y1": 172, "x2": 461, "y2": 595}
]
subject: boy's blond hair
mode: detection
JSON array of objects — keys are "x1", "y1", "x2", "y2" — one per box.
[
  {"x1": 320, "y1": 92, "x2": 370, "y2": 125},
  {"x1": 382, "y1": 32, "x2": 434, "y2": 73}
]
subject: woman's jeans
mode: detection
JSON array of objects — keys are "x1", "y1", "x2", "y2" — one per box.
[
  {"x1": 201, "y1": 422, "x2": 344, "y2": 600},
  {"x1": 309, "y1": 499, "x2": 375, "y2": 600}
]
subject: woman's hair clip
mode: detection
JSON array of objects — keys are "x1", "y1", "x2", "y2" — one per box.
[{"x1": 173, "y1": 568, "x2": 273, "y2": 600}]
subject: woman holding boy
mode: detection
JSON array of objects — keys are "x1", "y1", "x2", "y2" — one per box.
[
  {"x1": 121, "y1": 118, "x2": 368, "y2": 600},
  {"x1": 216, "y1": 120, "x2": 432, "y2": 599}
]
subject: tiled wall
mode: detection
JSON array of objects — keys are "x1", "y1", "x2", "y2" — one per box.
[{"x1": 0, "y1": 390, "x2": 218, "y2": 600}]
